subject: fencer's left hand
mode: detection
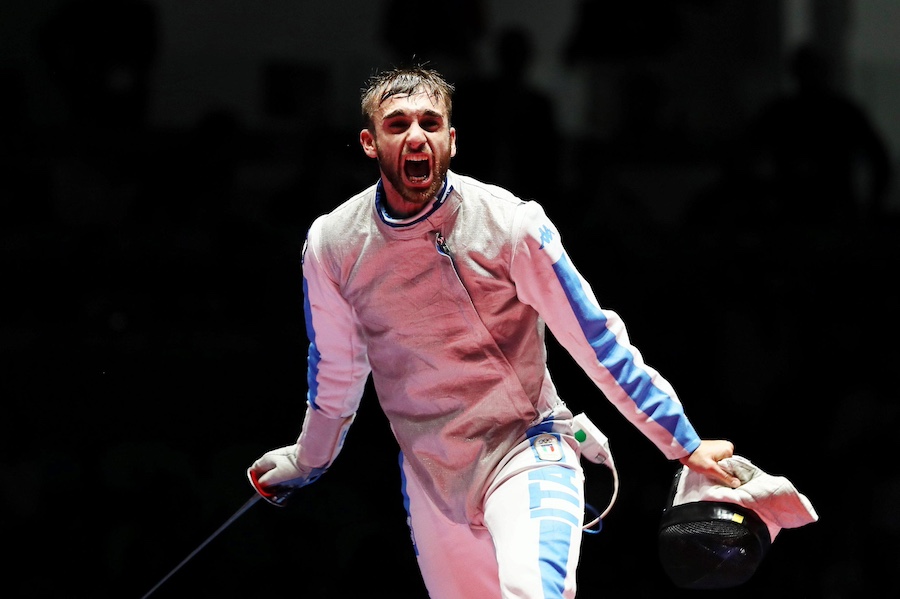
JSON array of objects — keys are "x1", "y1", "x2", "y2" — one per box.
[{"x1": 679, "y1": 439, "x2": 741, "y2": 488}]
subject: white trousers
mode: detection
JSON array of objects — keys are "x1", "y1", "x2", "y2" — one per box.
[{"x1": 401, "y1": 432, "x2": 586, "y2": 598}]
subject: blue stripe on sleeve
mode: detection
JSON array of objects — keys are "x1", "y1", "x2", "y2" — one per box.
[
  {"x1": 398, "y1": 452, "x2": 419, "y2": 556},
  {"x1": 551, "y1": 252, "x2": 694, "y2": 446},
  {"x1": 303, "y1": 276, "x2": 322, "y2": 409}
]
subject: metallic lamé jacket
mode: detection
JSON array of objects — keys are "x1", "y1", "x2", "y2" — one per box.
[{"x1": 296, "y1": 170, "x2": 701, "y2": 524}]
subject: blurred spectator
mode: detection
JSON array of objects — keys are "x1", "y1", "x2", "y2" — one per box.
[
  {"x1": 380, "y1": 0, "x2": 486, "y2": 82},
  {"x1": 745, "y1": 43, "x2": 892, "y2": 228},
  {"x1": 452, "y1": 26, "x2": 562, "y2": 202}
]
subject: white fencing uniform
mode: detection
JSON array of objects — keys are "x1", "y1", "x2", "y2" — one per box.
[
  {"x1": 404, "y1": 426, "x2": 584, "y2": 598},
  {"x1": 295, "y1": 170, "x2": 703, "y2": 597}
]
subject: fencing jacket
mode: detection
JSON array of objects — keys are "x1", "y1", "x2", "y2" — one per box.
[{"x1": 296, "y1": 170, "x2": 701, "y2": 524}]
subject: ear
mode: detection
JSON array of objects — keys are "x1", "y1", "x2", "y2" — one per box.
[
  {"x1": 360, "y1": 128, "x2": 378, "y2": 159},
  {"x1": 449, "y1": 127, "x2": 457, "y2": 158}
]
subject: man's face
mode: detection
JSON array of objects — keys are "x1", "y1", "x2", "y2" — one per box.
[{"x1": 360, "y1": 91, "x2": 457, "y2": 217}]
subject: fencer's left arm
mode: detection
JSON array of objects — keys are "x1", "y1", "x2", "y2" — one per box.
[
  {"x1": 679, "y1": 439, "x2": 741, "y2": 488},
  {"x1": 510, "y1": 201, "x2": 702, "y2": 460}
]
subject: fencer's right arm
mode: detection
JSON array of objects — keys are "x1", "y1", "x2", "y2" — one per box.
[{"x1": 249, "y1": 221, "x2": 369, "y2": 506}]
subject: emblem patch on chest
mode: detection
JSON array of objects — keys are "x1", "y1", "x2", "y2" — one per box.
[{"x1": 533, "y1": 433, "x2": 563, "y2": 462}]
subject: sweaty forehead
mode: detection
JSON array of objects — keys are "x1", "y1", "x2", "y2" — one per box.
[{"x1": 376, "y1": 91, "x2": 447, "y2": 120}]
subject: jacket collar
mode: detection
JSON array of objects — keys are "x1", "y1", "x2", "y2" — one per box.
[{"x1": 373, "y1": 171, "x2": 461, "y2": 238}]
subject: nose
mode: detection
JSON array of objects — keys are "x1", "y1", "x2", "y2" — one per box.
[{"x1": 406, "y1": 122, "x2": 427, "y2": 149}]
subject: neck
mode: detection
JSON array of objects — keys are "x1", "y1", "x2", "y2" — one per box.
[
  {"x1": 377, "y1": 178, "x2": 449, "y2": 223},
  {"x1": 381, "y1": 179, "x2": 446, "y2": 219}
]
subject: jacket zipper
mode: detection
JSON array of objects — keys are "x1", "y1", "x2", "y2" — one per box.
[
  {"x1": 435, "y1": 232, "x2": 451, "y2": 257},
  {"x1": 435, "y1": 232, "x2": 469, "y2": 293}
]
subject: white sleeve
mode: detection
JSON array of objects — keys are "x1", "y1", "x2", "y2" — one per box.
[
  {"x1": 510, "y1": 201, "x2": 701, "y2": 459},
  {"x1": 295, "y1": 217, "x2": 371, "y2": 467}
]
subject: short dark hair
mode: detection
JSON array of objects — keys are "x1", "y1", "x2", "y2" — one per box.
[{"x1": 360, "y1": 65, "x2": 455, "y2": 127}]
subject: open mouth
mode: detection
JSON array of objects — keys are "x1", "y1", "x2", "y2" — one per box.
[{"x1": 404, "y1": 156, "x2": 431, "y2": 185}]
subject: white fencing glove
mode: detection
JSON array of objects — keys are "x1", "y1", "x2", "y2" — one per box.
[
  {"x1": 247, "y1": 444, "x2": 326, "y2": 506},
  {"x1": 248, "y1": 410, "x2": 355, "y2": 506}
]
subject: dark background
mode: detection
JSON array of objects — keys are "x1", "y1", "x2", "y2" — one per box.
[{"x1": 2, "y1": 1, "x2": 898, "y2": 597}]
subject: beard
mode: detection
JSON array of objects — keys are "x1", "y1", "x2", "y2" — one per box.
[{"x1": 378, "y1": 148, "x2": 451, "y2": 212}]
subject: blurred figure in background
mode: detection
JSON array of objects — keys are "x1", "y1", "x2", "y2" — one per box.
[
  {"x1": 452, "y1": 26, "x2": 562, "y2": 203},
  {"x1": 745, "y1": 42, "x2": 892, "y2": 228},
  {"x1": 380, "y1": 0, "x2": 486, "y2": 83}
]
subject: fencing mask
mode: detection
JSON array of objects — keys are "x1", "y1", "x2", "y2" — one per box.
[{"x1": 658, "y1": 455, "x2": 818, "y2": 590}]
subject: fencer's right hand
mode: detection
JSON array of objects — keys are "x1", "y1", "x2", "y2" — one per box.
[{"x1": 247, "y1": 443, "x2": 327, "y2": 506}]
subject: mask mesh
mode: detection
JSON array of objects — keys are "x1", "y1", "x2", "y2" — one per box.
[
  {"x1": 658, "y1": 506, "x2": 769, "y2": 589},
  {"x1": 658, "y1": 467, "x2": 772, "y2": 590}
]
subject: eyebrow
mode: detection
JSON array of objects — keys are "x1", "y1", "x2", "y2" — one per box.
[{"x1": 382, "y1": 108, "x2": 445, "y2": 121}]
